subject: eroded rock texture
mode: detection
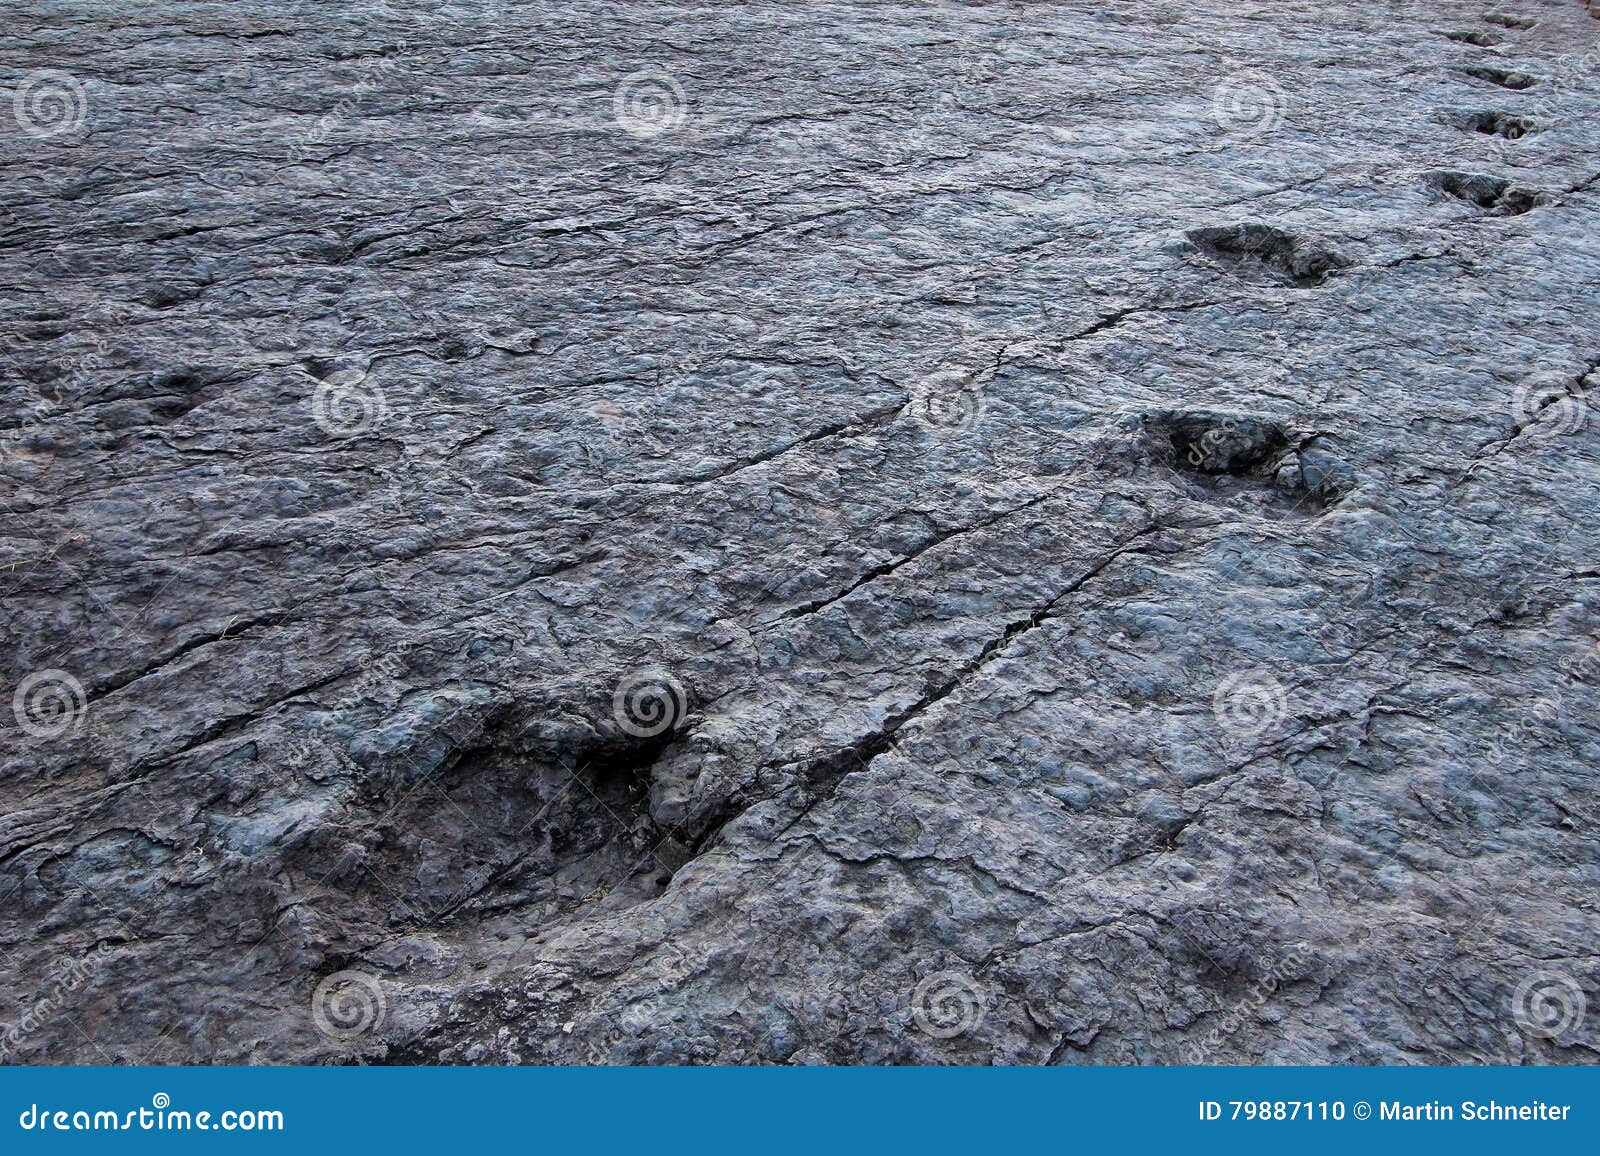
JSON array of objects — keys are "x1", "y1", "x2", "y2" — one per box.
[{"x1": 3, "y1": 0, "x2": 1600, "y2": 1064}]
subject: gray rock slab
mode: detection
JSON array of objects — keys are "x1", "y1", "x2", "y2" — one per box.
[{"x1": 2, "y1": 0, "x2": 1599, "y2": 1064}]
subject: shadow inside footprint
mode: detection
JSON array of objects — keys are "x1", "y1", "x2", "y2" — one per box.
[
  {"x1": 1443, "y1": 29, "x2": 1504, "y2": 47},
  {"x1": 1139, "y1": 410, "x2": 1356, "y2": 513},
  {"x1": 1182, "y1": 223, "x2": 1350, "y2": 287},
  {"x1": 1459, "y1": 64, "x2": 1541, "y2": 90},
  {"x1": 1450, "y1": 109, "x2": 1536, "y2": 140},
  {"x1": 1424, "y1": 169, "x2": 1547, "y2": 215},
  {"x1": 1149, "y1": 410, "x2": 1291, "y2": 475}
]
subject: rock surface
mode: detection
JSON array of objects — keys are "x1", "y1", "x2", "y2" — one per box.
[{"x1": 3, "y1": 0, "x2": 1600, "y2": 1064}]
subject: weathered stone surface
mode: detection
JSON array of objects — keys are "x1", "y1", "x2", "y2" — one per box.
[{"x1": 3, "y1": 0, "x2": 1599, "y2": 1064}]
